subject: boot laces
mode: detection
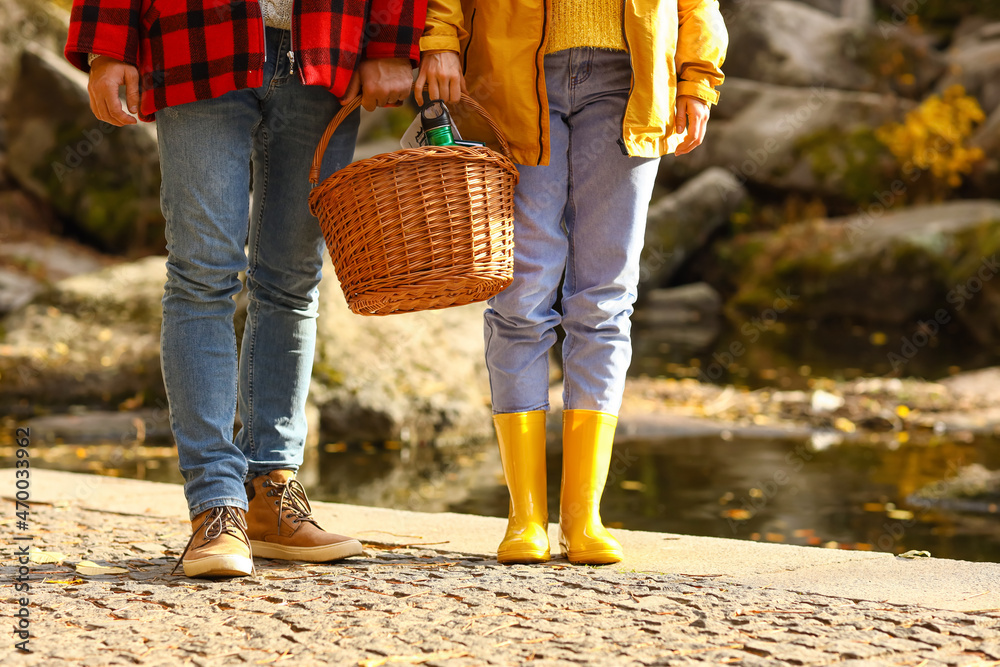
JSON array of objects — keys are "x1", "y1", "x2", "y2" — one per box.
[
  {"x1": 172, "y1": 506, "x2": 252, "y2": 575},
  {"x1": 265, "y1": 478, "x2": 319, "y2": 532}
]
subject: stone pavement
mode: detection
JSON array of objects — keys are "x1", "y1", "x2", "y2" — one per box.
[{"x1": 3, "y1": 471, "x2": 1000, "y2": 666}]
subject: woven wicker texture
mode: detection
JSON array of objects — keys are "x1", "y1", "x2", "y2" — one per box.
[{"x1": 309, "y1": 94, "x2": 519, "y2": 316}]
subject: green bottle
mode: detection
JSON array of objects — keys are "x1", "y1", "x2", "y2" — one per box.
[{"x1": 420, "y1": 100, "x2": 455, "y2": 146}]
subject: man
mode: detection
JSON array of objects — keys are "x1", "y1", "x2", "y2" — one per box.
[{"x1": 65, "y1": 0, "x2": 426, "y2": 578}]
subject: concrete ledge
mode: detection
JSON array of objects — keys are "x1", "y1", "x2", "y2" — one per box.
[{"x1": 6, "y1": 469, "x2": 999, "y2": 612}]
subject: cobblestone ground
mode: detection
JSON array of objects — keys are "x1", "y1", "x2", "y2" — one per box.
[{"x1": 3, "y1": 504, "x2": 1000, "y2": 666}]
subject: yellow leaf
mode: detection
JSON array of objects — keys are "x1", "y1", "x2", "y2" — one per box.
[
  {"x1": 76, "y1": 560, "x2": 129, "y2": 576},
  {"x1": 898, "y1": 550, "x2": 931, "y2": 559},
  {"x1": 896, "y1": 405, "x2": 910, "y2": 418},
  {"x1": 834, "y1": 417, "x2": 856, "y2": 433},
  {"x1": 29, "y1": 547, "x2": 68, "y2": 564}
]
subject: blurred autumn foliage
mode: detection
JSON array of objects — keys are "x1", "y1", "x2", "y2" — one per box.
[{"x1": 876, "y1": 85, "x2": 986, "y2": 195}]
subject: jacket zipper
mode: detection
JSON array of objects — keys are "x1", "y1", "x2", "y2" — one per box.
[
  {"x1": 289, "y1": 0, "x2": 303, "y2": 82},
  {"x1": 535, "y1": 0, "x2": 549, "y2": 166},
  {"x1": 617, "y1": 0, "x2": 633, "y2": 156},
  {"x1": 461, "y1": 8, "x2": 476, "y2": 74},
  {"x1": 260, "y1": 1, "x2": 267, "y2": 63}
]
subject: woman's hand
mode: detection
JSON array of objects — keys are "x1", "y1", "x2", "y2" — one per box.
[
  {"x1": 674, "y1": 95, "x2": 710, "y2": 156},
  {"x1": 414, "y1": 51, "x2": 467, "y2": 106}
]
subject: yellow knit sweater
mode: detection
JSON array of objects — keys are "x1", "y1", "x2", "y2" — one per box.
[{"x1": 545, "y1": 0, "x2": 627, "y2": 55}]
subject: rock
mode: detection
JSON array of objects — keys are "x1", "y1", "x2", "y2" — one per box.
[
  {"x1": 0, "y1": 256, "x2": 168, "y2": 412},
  {"x1": 968, "y1": 104, "x2": 1000, "y2": 195},
  {"x1": 0, "y1": 0, "x2": 69, "y2": 100},
  {"x1": 25, "y1": 409, "x2": 173, "y2": 444},
  {"x1": 0, "y1": 188, "x2": 57, "y2": 237},
  {"x1": 311, "y1": 260, "x2": 492, "y2": 446},
  {"x1": 936, "y1": 38, "x2": 1000, "y2": 115},
  {"x1": 710, "y1": 200, "x2": 1000, "y2": 337},
  {"x1": 641, "y1": 168, "x2": 747, "y2": 288},
  {"x1": 723, "y1": 0, "x2": 942, "y2": 98},
  {"x1": 940, "y1": 367, "x2": 1000, "y2": 402},
  {"x1": 0, "y1": 189, "x2": 115, "y2": 315},
  {"x1": 660, "y1": 79, "x2": 914, "y2": 200},
  {"x1": 0, "y1": 255, "x2": 493, "y2": 446},
  {"x1": 631, "y1": 284, "x2": 723, "y2": 370},
  {"x1": 909, "y1": 463, "x2": 1000, "y2": 513},
  {"x1": 841, "y1": 0, "x2": 874, "y2": 23},
  {"x1": 0, "y1": 268, "x2": 39, "y2": 314},
  {"x1": 810, "y1": 389, "x2": 845, "y2": 413},
  {"x1": 5, "y1": 45, "x2": 163, "y2": 254},
  {"x1": 634, "y1": 283, "x2": 723, "y2": 327}
]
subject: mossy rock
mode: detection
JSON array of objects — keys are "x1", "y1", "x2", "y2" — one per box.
[
  {"x1": 6, "y1": 45, "x2": 164, "y2": 254},
  {"x1": 717, "y1": 201, "x2": 1000, "y2": 333}
]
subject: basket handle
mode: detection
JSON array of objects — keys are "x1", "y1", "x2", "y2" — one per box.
[{"x1": 309, "y1": 91, "x2": 514, "y2": 186}]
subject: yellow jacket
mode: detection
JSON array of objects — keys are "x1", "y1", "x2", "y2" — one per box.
[{"x1": 420, "y1": 0, "x2": 728, "y2": 165}]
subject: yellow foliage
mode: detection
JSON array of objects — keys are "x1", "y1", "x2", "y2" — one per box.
[{"x1": 875, "y1": 85, "x2": 985, "y2": 191}]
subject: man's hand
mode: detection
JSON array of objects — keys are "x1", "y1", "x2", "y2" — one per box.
[
  {"x1": 673, "y1": 95, "x2": 710, "y2": 156},
  {"x1": 414, "y1": 51, "x2": 466, "y2": 106},
  {"x1": 88, "y1": 56, "x2": 140, "y2": 126},
  {"x1": 341, "y1": 58, "x2": 413, "y2": 111}
]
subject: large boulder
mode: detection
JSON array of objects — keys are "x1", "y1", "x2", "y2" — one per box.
[
  {"x1": 709, "y1": 200, "x2": 1000, "y2": 341},
  {"x1": 311, "y1": 267, "x2": 492, "y2": 446},
  {"x1": 641, "y1": 167, "x2": 747, "y2": 289},
  {"x1": 660, "y1": 79, "x2": 914, "y2": 200},
  {"x1": 0, "y1": 189, "x2": 112, "y2": 316},
  {"x1": 723, "y1": 0, "x2": 942, "y2": 98},
  {"x1": 968, "y1": 103, "x2": 1000, "y2": 193},
  {"x1": 0, "y1": 0, "x2": 69, "y2": 103},
  {"x1": 0, "y1": 256, "x2": 168, "y2": 411},
  {"x1": 0, "y1": 256, "x2": 493, "y2": 445},
  {"x1": 936, "y1": 31, "x2": 1000, "y2": 116},
  {"x1": 5, "y1": 45, "x2": 164, "y2": 253},
  {"x1": 724, "y1": 0, "x2": 874, "y2": 20}
]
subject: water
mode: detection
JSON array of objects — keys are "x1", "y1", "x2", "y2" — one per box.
[
  {"x1": 10, "y1": 430, "x2": 999, "y2": 562},
  {"x1": 630, "y1": 317, "x2": 1000, "y2": 390}
]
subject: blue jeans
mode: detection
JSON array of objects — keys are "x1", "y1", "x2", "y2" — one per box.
[
  {"x1": 484, "y1": 48, "x2": 660, "y2": 416},
  {"x1": 156, "y1": 28, "x2": 360, "y2": 518}
]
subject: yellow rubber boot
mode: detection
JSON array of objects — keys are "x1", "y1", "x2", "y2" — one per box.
[
  {"x1": 494, "y1": 411, "x2": 550, "y2": 564},
  {"x1": 559, "y1": 409, "x2": 623, "y2": 564}
]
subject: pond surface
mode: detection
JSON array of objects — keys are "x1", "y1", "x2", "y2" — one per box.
[
  {"x1": 630, "y1": 316, "x2": 1000, "y2": 390},
  {"x1": 8, "y1": 429, "x2": 1000, "y2": 563}
]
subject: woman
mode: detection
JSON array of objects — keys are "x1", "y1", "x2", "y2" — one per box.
[{"x1": 416, "y1": 0, "x2": 727, "y2": 564}]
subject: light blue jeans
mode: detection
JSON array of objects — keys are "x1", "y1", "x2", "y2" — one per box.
[
  {"x1": 156, "y1": 28, "x2": 359, "y2": 518},
  {"x1": 484, "y1": 48, "x2": 660, "y2": 416}
]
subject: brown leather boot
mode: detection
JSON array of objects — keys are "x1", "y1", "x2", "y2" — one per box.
[
  {"x1": 245, "y1": 470, "x2": 363, "y2": 562},
  {"x1": 174, "y1": 506, "x2": 254, "y2": 578}
]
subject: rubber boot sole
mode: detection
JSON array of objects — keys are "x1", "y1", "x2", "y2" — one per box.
[
  {"x1": 498, "y1": 547, "x2": 551, "y2": 564},
  {"x1": 563, "y1": 546, "x2": 623, "y2": 565},
  {"x1": 250, "y1": 539, "x2": 363, "y2": 562}
]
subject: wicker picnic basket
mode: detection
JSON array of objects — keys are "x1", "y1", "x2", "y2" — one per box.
[{"x1": 308, "y1": 93, "x2": 519, "y2": 316}]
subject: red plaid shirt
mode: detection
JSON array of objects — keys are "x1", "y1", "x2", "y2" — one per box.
[{"x1": 65, "y1": 0, "x2": 425, "y2": 121}]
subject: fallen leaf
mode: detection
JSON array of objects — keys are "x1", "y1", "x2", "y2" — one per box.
[
  {"x1": 29, "y1": 547, "x2": 68, "y2": 564},
  {"x1": 897, "y1": 550, "x2": 931, "y2": 559},
  {"x1": 76, "y1": 560, "x2": 129, "y2": 576}
]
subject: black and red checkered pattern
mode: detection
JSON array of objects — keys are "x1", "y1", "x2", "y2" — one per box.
[{"x1": 65, "y1": 0, "x2": 426, "y2": 121}]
